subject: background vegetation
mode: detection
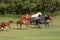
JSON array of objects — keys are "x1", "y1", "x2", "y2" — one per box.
[{"x1": 0, "y1": 0, "x2": 60, "y2": 16}]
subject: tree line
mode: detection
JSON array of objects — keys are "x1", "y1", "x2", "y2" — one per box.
[{"x1": 0, "y1": 0, "x2": 60, "y2": 16}]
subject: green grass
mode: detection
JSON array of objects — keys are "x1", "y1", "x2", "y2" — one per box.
[{"x1": 0, "y1": 16, "x2": 60, "y2": 40}]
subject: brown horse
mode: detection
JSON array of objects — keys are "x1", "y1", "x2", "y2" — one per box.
[
  {"x1": 25, "y1": 14, "x2": 32, "y2": 20},
  {"x1": 16, "y1": 19, "x2": 30, "y2": 29},
  {"x1": 49, "y1": 15, "x2": 55, "y2": 23},
  {"x1": 0, "y1": 20, "x2": 13, "y2": 30},
  {"x1": 20, "y1": 15, "x2": 25, "y2": 19},
  {"x1": 20, "y1": 13, "x2": 34, "y2": 19}
]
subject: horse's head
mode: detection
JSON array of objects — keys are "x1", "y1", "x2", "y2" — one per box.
[
  {"x1": 49, "y1": 15, "x2": 55, "y2": 20},
  {"x1": 44, "y1": 15, "x2": 55, "y2": 23}
]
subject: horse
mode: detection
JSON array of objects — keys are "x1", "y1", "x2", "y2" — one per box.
[
  {"x1": 43, "y1": 15, "x2": 55, "y2": 23},
  {"x1": 20, "y1": 15, "x2": 25, "y2": 19},
  {"x1": 35, "y1": 16, "x2": 49, "y2": 28},
  {"x1": 35, "y1": 15, "x2": 55, "y2": 28},
  {"x1": 30, "y1": 15, "x2": 50, "y2": 28},
  {"x1": 20, "y1": 13, "x2": 34, "y2": 19},
  {"x1": 0, "y1": 20, "x2": 13, "y2": 30},
  {"x1": 16, "y1": 19, "x2": 30, "y2": 29},
  {"x1": 30, "y1": 15, "x2": 55, "y2": 24},
  {"x1": 25, "y1": 14, "x2": 32, "y2": 19},
  {"x1": 20, "y1": 12, "x2": 42, "y2": 21},
  {"x1": 30, "y1": 12, "x2": 42, "y2": 24},
  {"x1": 49, "y1": 15, "x2": 55, "y2": 23}
]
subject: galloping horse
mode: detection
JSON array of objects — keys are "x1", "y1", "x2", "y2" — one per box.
[
  {"x1": 24, "y1": 13, "x2": 33, "y2": 20},
  {"x1": 19, "y1": 12, "x2": 44, "y2": 28},
  {"x1": 20, "y1": 15, "x2": 26, "y2": 19},
  {"x1": 35, "y1": 15, "x2": 50, "y2": 28},
  {"x1": 49, "y1": 15, "x2": 55, "y2": 23},
  {"x1": 30, "y1": 12, "x2": 43, "y2": 24},
  {"x1": 44, "y1": 15, "x2": 55, "y2": 23},
  {"x1": 0, "y1": 20, "x2": 13, "y2": 30},
  {"x1": 20, "y1": 13, "x2": 34, "y2": 19},
  {"x1": 32, "y1": 15, "x2": 55, "y2": 28},
  {"x1": 16, "y1": 19, "x2": 30, "y2": 29}
]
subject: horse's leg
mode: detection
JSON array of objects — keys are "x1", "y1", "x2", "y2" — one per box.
[
  {"x1": 30, "y1": 17, "x2": 34, "y2": 25},
  {"x1": 30, "y1": 20, "x2": 33, "y2": 25},
  {"x1": 35, "y1": 24, "x2": 40, "y2": 28},
  {"x1": 37, "y1": 24, "x2": 40, "y2": 28},
  {"x1": 16, "y1": 22, "x2": 19, "y2": 27},
  {"x1": 35, "y1": 21, "x2": 40, "y2": 28},
  {"x1": 26, "y1": 24, "x2": 29, "y2": 29},
  {"x1": 8, "y1": 25, "x2": 11, "y2": 29},
  {"x1": 35, "y1": 20, "x2": 38, "y2": 28},
  {"x1": 46, "y1": 22, "x2": 49, "y2": 27},
  {"x1": 35, "y1": 24, "x2": 37, "y2": 28},
  {"x1": 50, "y1": 20, "x2": 53, "y2": 23},
  {"x1": 20, "y1": 24, "x2": 22, "y2": 29},
  {"x1": 2, "y1": 26, "x2": 7, "y2": 31},
  {"x1": 44, "y1": 23, "x2": 47, "y2": 27},
  {"x1": 0, "y1": 26, "x2": 1, "y2": 29},
  {"x1": 44, "y1": 22, "x2": 47, "y2": 27},
  {"x1": 44, "y1": 22, "x2": 49, "y2": 27}
]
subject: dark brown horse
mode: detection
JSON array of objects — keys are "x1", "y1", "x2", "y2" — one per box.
[
  {"x1": 0, "y1": 20, "x2": 13, "y2": 30},
  {"x1": 34, "y1": 15, "x2": 55, "y2": 28}
]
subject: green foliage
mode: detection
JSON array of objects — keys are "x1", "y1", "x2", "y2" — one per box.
[{"x1": 0, "y1": 0, "x2": 60, "y2": 16}]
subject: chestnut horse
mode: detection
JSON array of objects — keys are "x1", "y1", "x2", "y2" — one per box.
[
  {"x1": 49, "y1": 15, "x2": 55, "y2": 23},
  {"x1": 20, "y1": 13, "x2": 34, "y2": 19},
  {"x1": 45, "y1": 15, "x2": 55, "y2": 23},
  {"x1": 20, "y1": 15, "x2": 26, "y2": 19},
  {"x1": 0, "y1": 20, "x2": 13, "y2": 30},
  {"x1": 16, "y1": 19, "x2": 30, "y2": 29}
]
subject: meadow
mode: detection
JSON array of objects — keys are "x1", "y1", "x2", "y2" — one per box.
[{"x1": 0, "y1": 15, "x2": 60, "y2": 40}]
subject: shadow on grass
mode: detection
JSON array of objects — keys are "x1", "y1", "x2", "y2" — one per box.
[
  {"x1": 0, "y1": 30, "x2": 4, "y2": 31},
  {"x1": 30, "y1": 27, "x2": 35, "y2": 29},
  {"x1": 12, "y1": 28, "x2": 27, "y2": 30},
  {"x1": 0, "y1": 30, "x2": 7, "y2": 31},
  {"x1": 30, "y1": 27, "x2": 41, "y2": 29}
]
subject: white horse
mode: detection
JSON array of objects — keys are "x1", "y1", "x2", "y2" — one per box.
[
  {"x1": 31, "y1": 12, "x2": 42, "y2": 17},
  {"x1": 30, "y1": 12, "x2": 43, "y2": 25}
]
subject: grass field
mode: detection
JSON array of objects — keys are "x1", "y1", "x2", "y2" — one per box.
[{"x1": 0, "y1": 16, "x2": 60, "y2": 40}]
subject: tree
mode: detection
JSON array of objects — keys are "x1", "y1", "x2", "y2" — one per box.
[{"x1": 0, "y1": 0, "x2": 60, "y2": 16}]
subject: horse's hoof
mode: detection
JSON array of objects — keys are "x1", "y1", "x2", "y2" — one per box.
[{"x1": 37, "y1": 27, "x2": 41, "y2": 29}]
